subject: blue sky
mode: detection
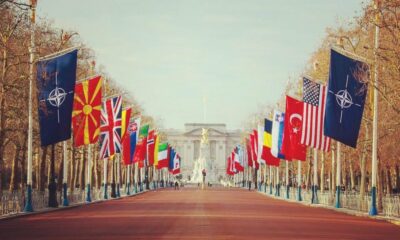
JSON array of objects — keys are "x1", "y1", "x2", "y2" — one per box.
[{"x1": 37, "y1": 0, "x2": 365, "y2": 130}]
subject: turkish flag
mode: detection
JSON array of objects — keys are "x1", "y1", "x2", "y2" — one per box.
[{"x1": 282, "y1": 96, "x2": 307, "y2": 161}]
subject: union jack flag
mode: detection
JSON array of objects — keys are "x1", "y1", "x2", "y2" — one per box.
[{"x1": 100, "y1": 96, "x2": 122, "y2": 159}]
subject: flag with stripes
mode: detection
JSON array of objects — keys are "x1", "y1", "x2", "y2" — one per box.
[
  {"x1": 301, "y1": 77, "x2": 330, "y2": 152},
  {"x1": 99, "y1": 96, "x2": 122, "y2": 159}
]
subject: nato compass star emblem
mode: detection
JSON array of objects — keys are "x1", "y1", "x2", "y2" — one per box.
[
  {"x1": 40, "y1": 72, "x2": 73, "y2": 123},
  {"x1": 328, "y1": 74, "x2": 361, "y2": 123}
]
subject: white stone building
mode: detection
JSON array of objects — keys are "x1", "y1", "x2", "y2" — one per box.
[{"x1": 164, "y1": 123, "x2": 242, "y2": 182}]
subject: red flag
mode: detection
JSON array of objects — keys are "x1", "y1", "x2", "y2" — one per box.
[
  {"x1": 282, "y1": 96, "x2": 307, "y2": 161},
  {"x1": 245, "y1": 138, "x2": 253, "y2": 168},
  {"x1": 133, "y1": 139, "x2": 145, "y2": 163},
  {"x1": 250, "y1": 131, "x2": 259, "y2": 170},
  {"x1": 226, "y1": 157, "x2": 234, "y2": 175},
  {"x1": 233, "y1": 147, "x2": 244, "y2": 172}
]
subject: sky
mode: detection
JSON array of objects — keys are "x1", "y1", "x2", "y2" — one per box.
[{"x1": 37, "y1": 0, "x2": 365, "y2": 130}]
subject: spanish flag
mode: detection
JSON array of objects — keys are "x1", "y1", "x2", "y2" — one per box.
[{"x1": 72, "y1": 76, "x2": 102, "y2": 147}]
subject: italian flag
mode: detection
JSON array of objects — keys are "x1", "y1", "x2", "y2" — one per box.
[{"x1": 157, "y1": 143, "x2": 169, "y2": 169}]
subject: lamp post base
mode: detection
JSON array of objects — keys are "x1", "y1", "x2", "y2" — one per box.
[
  {"x1": 369, "y1": 186, "x2": 378, "y2": 215},
  {"x1": 24, "y1": 184, "x2": 34, "y2": 212}
]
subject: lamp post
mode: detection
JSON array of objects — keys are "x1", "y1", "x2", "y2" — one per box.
[
  {"x1": 369, "y1": 0, "x2": 380, "y2": 216},
  {"x1": 24, "y1": 0, "x2": 37, "y2": 212}
]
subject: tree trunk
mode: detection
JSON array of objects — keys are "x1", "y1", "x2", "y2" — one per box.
[
  {"x1": 9, "y1": 144, "x2": 19, "y2": 191},
  {"x1": 79, "y1": 149, "x2": 85, "y2": 190},
  {"x1": 377, "y1": 159, "x2": 384, "y2": 211},
  {"x1": 349, "y1": 159, "x2": 355, "y2": 190},
  {"x1": 331, "y1": 149, "x2": 335, "y2": 195},
  {"x1": 306, "y1": 152, "x2": 312, "y2": 191},
  {"x1": 39, "y1": 146, "x2": 48, "y2": 191},
  {"x1": 386, "y1": 167, "x2": 392, "y2": 195},
  {"x1": 395, "y1": 164, "x2": 400, "y2": 193},
  {"x1": 320, "y1": 152, "x2": 325, "y2": 193}
]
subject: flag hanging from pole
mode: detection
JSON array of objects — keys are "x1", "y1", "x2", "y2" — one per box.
[
  {"x1": 324, "y1": 49, "x2": 369, "y2": 148},
  {"x1": 37, "y1": 49, "x2": 78, "y2": 146},
  {"x1": 261, "y1": 119, "x2": 280, "y2": 166},
  {"x1": 147, "y1": 130, "x2": 155, "y2": 166},
  {"x1": 301, "y1": 77, "x2": 331, "y2": 152},
  {"x1": 271, "y1": 110, "x2": 286, "y2": 159},
  {"x1": 72, "y1": 75, "x2": 102, "y2": 147},
  {"x1": 99, "y1": 96, "x2": 122, "y2": 159},
  {"x1": 282, "y1": 96, "x2": 307, "y2": 161},
  {"x1": 245, "y1": 138, "x2": 253, "y2": 168},
  {"x1": 121, "y1": 108, "x2": 132, "y2": 141},
  {"x1": 157, "y1": 143, "x2": 169, "y2": 169},
  {"x1": 154, "y1": 133, "x2": 159, "y2": 167},
  {"x1": 122, "y1": 118, "x2": 134, "y2": 165}
]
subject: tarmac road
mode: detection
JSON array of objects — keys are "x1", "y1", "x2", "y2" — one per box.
[{"x1": 0, "y1": 187, "x2": 399, "y2": 240}]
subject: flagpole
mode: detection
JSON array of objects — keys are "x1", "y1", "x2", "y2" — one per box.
[
  {"x1": 116, "y1": 154, "x2": 121, "y2": 197},
  {"x1": 311, "y1": 149, "x2": 318, "y2": 204},
  {"x1": 275, "y1": 165, "x2": 280, "y2": 197},
  {"x1": 103, "y1": 157, "x2": 108, "y2": 199},
  {"x1": 335, "y1": 142, "x2": 341, "y2": 208},
  {"x1": 86, "y1": 144, "x2": 92, "y2": 202},
  {"x1": 285, "y1": 161, "x2": 289, "y2": 199},
  {"x1": 297, "y1": 160, "x2": 302, "y2": 201},
  {"x1": 269, "y1": 166, "x2": 273, "y2": 195},
  {"x1": 24, "y1": 0, "x2": 37, "y2": 213},
  {"x1": 126, "y1": 165, "x2": 131, "y2": 195},
  {"x1": 62, "y1": 141, "x2": 69, "y2": 206},
  {"x1": 369, "y1": 0, "x2": 380, "y2": 216}
]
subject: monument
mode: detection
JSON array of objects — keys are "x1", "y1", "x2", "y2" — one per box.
[
  {"x1": 163, "y1": 123, "x2": 242, "y2": 184},
  {"x1": 190, "y1": 128, "x2": 219, "y2": 184}
]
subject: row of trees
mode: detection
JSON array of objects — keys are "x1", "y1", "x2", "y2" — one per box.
[
  {"x1": 0, "y1": 1, "x2": 162, "y2": 196},
  {"x1": 243, "y1": 0, "x2": 400, "y2": 209}
]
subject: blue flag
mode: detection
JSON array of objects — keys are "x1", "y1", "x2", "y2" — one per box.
[
  {"x1": 324, "y1": 49, "x2": 369, "y2": 148},
  {"x1": 169, "y1": 148, "x2": 176, "y2": 171},
  {"x1": 37, "y1": 50, "x2": 78, "y2": 146}
]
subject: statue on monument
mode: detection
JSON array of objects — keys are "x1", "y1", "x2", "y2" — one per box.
[{"x1": 201, "y1": 128, "x2": 209, "y2": 144}]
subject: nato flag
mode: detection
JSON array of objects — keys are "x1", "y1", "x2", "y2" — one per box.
[
  {"x1": 324, "y1": 49, "x2": 369, "y2": 148},
  {"x1": 37, "y1": 50, "x2": 78, "y2": 146}
]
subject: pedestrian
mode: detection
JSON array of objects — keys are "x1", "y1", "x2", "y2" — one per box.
[
  {"x1": 248, "y1": 180, "x2": 252, "y2": 191},
  {"x1": 174, "y1": 181, "x2": 179, "y2": 190}
]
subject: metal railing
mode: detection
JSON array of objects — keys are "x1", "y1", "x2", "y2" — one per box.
[
  {"x1": 0, "y1": 183, "x2": 159, "y2": 217},
  {"x1": 252, "y1": 184, "x2": 400, "y2": 218}
]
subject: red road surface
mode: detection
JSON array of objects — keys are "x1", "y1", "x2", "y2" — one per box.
[{"x1": 0, "y1": 187, "x2": 399, "y2": 240}]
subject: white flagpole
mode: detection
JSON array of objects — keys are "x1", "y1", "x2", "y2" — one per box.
[
  {"x1": 269, "y1": 166, "x2": 273, "y2": 194},
  {"x1": 275, "y1": 166, "x2": 280, "y2": 197},
  {"x1": 86, "y1": 144, "x2": 92, "y2": 202},
  {"x1": 116, "y1": 154, "x2": 121, "y2": 197},
  {"x1": 312, "y1": 149, "x2": 318, "y2": 204},
  {"x1": 103, "y1": 158, "x2": 108, "y2": 199},
  {"x1": 297, "y1": 160, "x2": 302, "y2": 201},
  {"x1": 335, "y1": 142, "x2": 341, "y2": 208},
  {"x1": 62, "y1": 141, "x2": 69, "y2": 206},
  {"x1": 24, "y1": 0, "x2": 37, "y2": 213},
  {"x1": 126, "y1": 165, "x2": 131, "y2": 195},
  {"x1": 369, "y1": 0, "x2": 380, "y2": 216},
  {"x1": 285, "y1": 160, "x2": 289, "y2": 199}
]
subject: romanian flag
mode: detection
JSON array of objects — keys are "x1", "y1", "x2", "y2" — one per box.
[
  {"x1": 72, "y1": 76, "x2": 102, "y2": 147},
  {"x1": 261, "y1": 119, "x2": 280, "y2": 166}
]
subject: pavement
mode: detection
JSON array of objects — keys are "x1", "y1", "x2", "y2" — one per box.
[{"x1": 0, "y1": 187, "x2": 399, "y2": 240}]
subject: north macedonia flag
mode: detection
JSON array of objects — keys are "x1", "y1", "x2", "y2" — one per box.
[{"x1": 72, "y1": 76, "x2": 102, "y2": 147}]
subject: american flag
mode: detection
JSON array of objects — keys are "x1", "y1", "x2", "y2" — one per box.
[
  {"x1": 100, "y1": 96, "x2": 122, "y2": 159},
  {"x1": 301, "y1": 77, "x2": 330, "y2": 152}
]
